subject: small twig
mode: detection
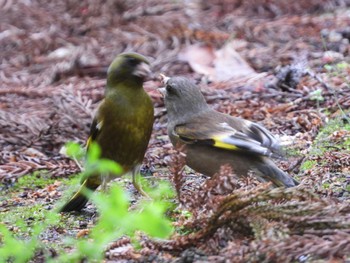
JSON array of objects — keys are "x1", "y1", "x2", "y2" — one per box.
[
  {"x1": 306, "y1": 69, "x2": 350, "y2": 122},
  {"x1": 287, "y1": 156, "x2": 305, "y2": 173},
  {"x1": 122, "y1": 5, "x2": 181, "y2": 21},
  {"x1": 306, "y1": 69, "x2": 333, "y2": 92}
]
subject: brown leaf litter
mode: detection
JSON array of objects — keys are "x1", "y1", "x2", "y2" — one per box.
[{"x1": 1, "y1": 1, "x2": 350, "y2": 262}]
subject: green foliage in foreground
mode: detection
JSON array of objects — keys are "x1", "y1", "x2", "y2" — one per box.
[
  {"x1": 0, "y1": 142, "x2": 175, "y2": 262},
  {"x1": 54, "y1": 181, "x2": 174, "y2": 262}
]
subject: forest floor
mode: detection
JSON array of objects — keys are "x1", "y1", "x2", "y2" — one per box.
[{"x1": 1, "y1": 1, "x2": 350, "y2": 262}]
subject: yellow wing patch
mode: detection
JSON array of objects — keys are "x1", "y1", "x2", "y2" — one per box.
[
  {"x1": 87, "y1": 136, "x2": 92, "y2": 148},
  {"x1": 212, "y1": 135, "x2": 239, "y2": 150}
]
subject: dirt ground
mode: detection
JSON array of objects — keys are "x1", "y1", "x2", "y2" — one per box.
[{"x1": 1, "y1": 1, "x2": 350, "y2": 262}]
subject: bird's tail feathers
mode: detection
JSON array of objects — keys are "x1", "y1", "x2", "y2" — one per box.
[
  {"x1": 257, "y1": 158, "x2": 298, "y2": 188},
  {"x1": 59, "y1": 180, "x2": 99, "y2": 212}
]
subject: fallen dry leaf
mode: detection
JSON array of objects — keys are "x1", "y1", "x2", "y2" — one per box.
[
  {"x1": 178, "y1": 44, "x2": 216, "y2": 78},
  {"x1": 178, "y1": 42, "x2": 257, "y2": 82},
  {"x1": 77, "y1": 229, "x2": 90, "y2": 238},
  {"x1": 214, "y1": 42, "x2": 256, "y2": 81}
]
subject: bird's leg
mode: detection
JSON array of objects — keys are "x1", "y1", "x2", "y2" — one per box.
[
  {"x1": 73, "y1": 156, "x2": 84, "y2": 171},
  {"x1": 132, "y1": 165, "x2": 151, "y2": 199},
  {"x1": 101, "y1": 173, "x2": 108, "y2": 191}
]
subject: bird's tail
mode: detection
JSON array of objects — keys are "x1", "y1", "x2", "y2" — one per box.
[
  {"x1": 258, "y1": 157, "x2": 299, "y2": 188},
  {"x1": 59, "y1": 179, "x2": 99, "y2": 212}
]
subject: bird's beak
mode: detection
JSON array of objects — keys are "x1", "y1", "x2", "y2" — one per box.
[
  {"x1": 158, "y1": 73, "x2": 170, "y2": 97},
  {"x1": 159, "y1": 73, "x2": 170, "y2": 85},
  {"x1": 158, "y1": 87, "x2": 166, "y2": 97},
  {"x1": 134, "y1": 62, "x2": 151, "y2": 79}
]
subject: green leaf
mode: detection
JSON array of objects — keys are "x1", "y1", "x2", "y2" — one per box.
[
  {"x1": 86, "y1": 142, "x2": 101, "y2": 163},
  {"x1": 309, "y1": 89, "x2": 324, "y2": 102},
  {"x1": 336, "y1": 61, "x2": 349, "y2": 70},
  {"x1": 95, "y1": 159, "x2": 123, "y2": 175},
  {"x1": 0, "y1": 224, "x2": 38, "y2": 263},
  {"x1": 65, "y1": 142, "x2": 85, "y2": 159},
  {"x1": 132, "y1": 202, "x2": 173, "y2": 238}
]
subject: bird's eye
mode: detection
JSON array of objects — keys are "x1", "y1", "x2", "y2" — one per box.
[
  {"x1": 166, "y1": 83, "x2": 179, "y2": 96},
  {"x1": 127, "y1": 57, "x2": 138, "y2": 65},
  {"x1": 166, "y1": 84, "x2": 173, "y2": 92}
]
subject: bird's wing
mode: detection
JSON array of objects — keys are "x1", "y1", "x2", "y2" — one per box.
[
  {"x1": 243, "y1": 121, "x2": 282, "y2": 155},
  {"x1": 86, "y1": 105, "x2": 104, "y2": 150},
  {"x1": 174, "y1": 121, "x2": 282, "y2": 158}
]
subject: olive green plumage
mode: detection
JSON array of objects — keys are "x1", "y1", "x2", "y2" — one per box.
[
  {"x1": 60, "y1": 53, "x2": 154, "y2": 212},
  {"x1": 161, "y1": 76, "x2": 298, "y2": 188}
]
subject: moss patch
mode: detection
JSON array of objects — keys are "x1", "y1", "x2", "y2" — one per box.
[{"x1": 299, "y1": 114, "x2": 350, "y2": 197}]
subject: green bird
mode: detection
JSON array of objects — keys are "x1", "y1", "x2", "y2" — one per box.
[
  {"x1": 160, "y1": 75, "x2": 298, "y2": 188},
  {"x1": 60, "y1": 53, "x2": 154, "y2": 212}
]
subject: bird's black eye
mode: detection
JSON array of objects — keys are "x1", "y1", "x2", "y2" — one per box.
[
  {"x1": 127, "y1": 57, "x2": 139, "y2": 65},
  {"x1": 166, "y1": 83, "x2": 179, "y2": 96},
  {"x1": 166, "y1": 84, "x2": 173, "y2": 92}
]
